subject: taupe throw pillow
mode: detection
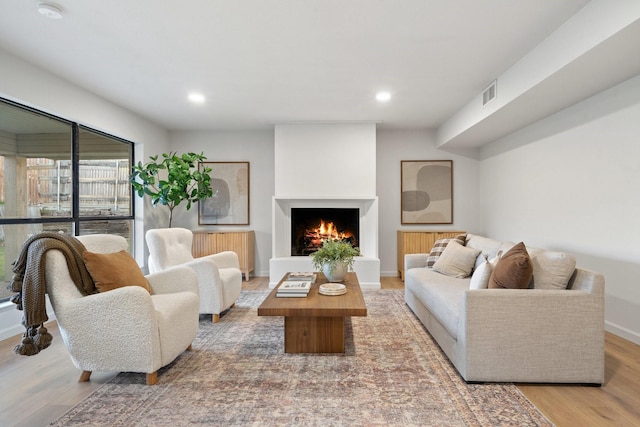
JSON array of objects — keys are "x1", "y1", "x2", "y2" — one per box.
[
  {"x1": 530, "y1": 251, "x2": 576, "y2": 290},
  {"x1": 83, "y1": 250, "x2": 152, "y2": 294},
  {"x1": 488, "y1": 242, "x2": 533, "y2": 289}
]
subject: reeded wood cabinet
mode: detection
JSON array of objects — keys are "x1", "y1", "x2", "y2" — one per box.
[
  {"x1": 192, "y1": 231, "x2": 255, "y2": 281},
  {"x1": 397, "y1": 230, "x2": 466, "y2": 280}
]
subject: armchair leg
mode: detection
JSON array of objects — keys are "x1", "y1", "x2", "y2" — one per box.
[
  {"x1": 231, "y1": 303, "x2": 236, "y2": 308},
  {"x1": 146, "y1": 372, "x2": 158, "y2": 385},
  {"x1": 187, "y1": 344, "x2": 193, "y2": 351},
  {"x1": 212, "y1": 314, "x2": 220, "y2": 323},
  {"x1": 78, "y1": 371, "x2": 92, "y2": 382}
]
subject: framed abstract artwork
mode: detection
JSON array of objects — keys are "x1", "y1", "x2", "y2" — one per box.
[
  {"x1": 198, "y1": 161, "x2": 250, "y2": 225},
  {"x1": 401, "y1": 160, "x2": 453, "y2": 224}
]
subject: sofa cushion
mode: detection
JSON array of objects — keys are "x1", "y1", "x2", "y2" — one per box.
[
  {"x1": 465, "y1": 234, "x2": 503, "y2": 261},
  {"x1": 425, "y1": 234, "x2": 466, "y2": 268},
  {"x1": 469, "y1": 259, "x2": 494, "y2": 289},
  {"x1": 83, "y1": 250, "x2": 152, "y2": 294},
  {"x1": 488, "y1": 242, "x2": 533, "y2": 289},
  {"x1": 526, "y1": 246, "x2": 545, "y2": 258},
  {"x1": 405, "y1": 268, "x2": 469, "y2": 339},
  {"x1": 497, "y1": 241, "x2": 517, "y2": 257},
  {"x1": 530, "y1": 251, "x2": 576, "y2": 290},
  {"x1": 432, "y1": 241, "x2": 481, "y2": 278}
]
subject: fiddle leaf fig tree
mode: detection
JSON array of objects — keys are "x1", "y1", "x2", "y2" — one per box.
[{"x1": 130, "y1": 152, "x2": 213, "y2": 228}]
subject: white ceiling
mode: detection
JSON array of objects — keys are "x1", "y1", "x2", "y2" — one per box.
[{"x1": 2, "y1": 0, "x2": 631, "y2": 146}]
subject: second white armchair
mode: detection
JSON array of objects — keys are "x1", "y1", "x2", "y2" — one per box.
[{"x1": 146, "y1": 227, "x2": 243, "y2": 322}]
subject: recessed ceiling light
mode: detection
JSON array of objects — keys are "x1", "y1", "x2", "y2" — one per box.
[
  {"x1": 38, "y1": 2, "x2": 64, "y2": 19},
  {"x1": 376, "y1": 91, "x2": 391, "y2": 102},
  {"x1": 188, "y1": 93, "x2": 205, "y2": 104}
]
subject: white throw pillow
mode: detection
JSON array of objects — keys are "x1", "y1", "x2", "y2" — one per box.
[
  {"x1": 474, "y1": 253, "x2": 488, "y2": 271},
  {"x1": 432, "y1": 241, "x2": 482, "y2": 279},
  {"x1": 469, "y1": 260, "x2": 493, "y2": 289},
  {"x1": 530, "y1": 251, "x2": 576, "y2": 290}
]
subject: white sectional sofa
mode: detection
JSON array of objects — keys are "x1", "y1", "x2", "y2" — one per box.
[{"x1": 404, "y1": 233, "x2": 605, "y2": 384}]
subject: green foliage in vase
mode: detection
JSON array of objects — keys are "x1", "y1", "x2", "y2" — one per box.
[
  {"x1": 130, "y1": 152, "x2": 213, "y2": 227},
  {"x1": 311, "y1": 239, "x2": 361, "y2": 274}
]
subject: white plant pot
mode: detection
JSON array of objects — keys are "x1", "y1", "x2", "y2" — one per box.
[{"x1": 323, "y1": 262, "x2": 348, "y2": 282}]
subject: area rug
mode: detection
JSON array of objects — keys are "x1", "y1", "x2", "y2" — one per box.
[{"x1": 51, "y1": 290, "x2": 553, "y2": 426}]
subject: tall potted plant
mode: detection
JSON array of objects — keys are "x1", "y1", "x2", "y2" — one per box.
[
  {"x1": 130, "y1": 152, "x2": 213, "y2": 228},
  {"x1": 311, "y1": 239, "x2": 361, "y2": 282}
]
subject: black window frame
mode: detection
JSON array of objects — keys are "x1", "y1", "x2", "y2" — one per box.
[
  {"x1": 0, "y1": 96, "x2": 136, "y2": 232},
  {"x1": 0, "y1": 97, "x2": 136, "y2": 304}
]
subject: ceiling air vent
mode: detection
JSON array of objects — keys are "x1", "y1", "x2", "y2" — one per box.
[{"x1": 482, "y1": 80, "x2": 497, "y2": 106}]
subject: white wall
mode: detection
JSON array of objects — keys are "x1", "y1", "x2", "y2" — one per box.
[
  {"x1": 274, "y1": 123, "x2": 376, "y2": 197},
  {"x1": 167, "y1": 130, "x2": 274, "y2": 276},
  {"x1": 478, "y1": 75, "x2": 640, "y2": 344},
  {"x1": 376, "y1": 129, "x2": 480, "y2": 276}
]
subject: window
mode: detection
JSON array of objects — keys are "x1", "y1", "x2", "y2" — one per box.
[{"x1": 0, "y1": 98, "x2": 135, "y2": 303}]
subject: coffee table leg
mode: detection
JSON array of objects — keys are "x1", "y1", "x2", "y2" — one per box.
[{"x1": 284, "y1": 317, "x2": 345, "y2": 353}]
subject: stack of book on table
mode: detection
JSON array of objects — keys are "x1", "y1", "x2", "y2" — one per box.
[
  {"x1": 276, "y1": 275, "x2": 314, "y2": 298},
  {"x1": 285, "y1": 272, "x2": 317, "y2": 282}
]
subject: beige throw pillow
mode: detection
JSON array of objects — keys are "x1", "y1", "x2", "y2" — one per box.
[
  {"x1": 83, "y1": 250, "x2": 152, "y2": 294},
  {"x1": 432, "y1": 241, "x2": 481, "y2": 278},
  {"x1": 426, "y1": 233, "x2": 467, "y2": 268},
  {"x1": 530, "y1": 251, "x2": 576, "y2": 290}
]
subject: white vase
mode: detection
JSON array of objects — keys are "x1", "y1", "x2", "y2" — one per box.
[{"x1": 323, "y1": 262, "x2": 348, "y2": 282}]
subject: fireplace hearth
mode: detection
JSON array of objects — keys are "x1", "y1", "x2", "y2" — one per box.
[{"x1": 291, "y1": 208, "x2": 359, "y2": 256}]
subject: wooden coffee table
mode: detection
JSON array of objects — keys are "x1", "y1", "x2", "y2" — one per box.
[{"x1": 257, "y1": 272, "x2": 367, "y2": 353}]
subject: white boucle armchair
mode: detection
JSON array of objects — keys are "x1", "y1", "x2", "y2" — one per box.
[
  {"x1": 146, "y1": 227, "x2": 242, "y2": 322},
  {"x1": 45, "y1": 234, "x2": 199, "y2": 385}
]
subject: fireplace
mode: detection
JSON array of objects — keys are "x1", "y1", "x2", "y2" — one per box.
[
  {"x1": 291, "y1": 208, "x2": 359, "y2": 256},
  {"x1": 271, "y1": 123, "x2": 379, "y2": 288},
  {"x1": 270, "y1": 197, "x2": 379, "y2": 289}
]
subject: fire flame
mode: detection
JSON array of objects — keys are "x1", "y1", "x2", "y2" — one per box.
[
  {"x1": 310, "y1": 220, "x2": 351, "y2": 243},
  {"x1": 296, "y1": 218, "x2": 357, "y2": 255}
]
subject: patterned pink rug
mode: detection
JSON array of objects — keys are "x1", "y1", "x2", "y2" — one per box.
[{"x1": 52, "y1": 290, "x2": 553, "y2": 426}]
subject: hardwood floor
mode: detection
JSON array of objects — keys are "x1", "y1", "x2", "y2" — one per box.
[
  {"x1": 0, "y1": 276, "x2": 638, "y2": 426},
  {"x1": 519, "y1": 332, "x2": 640, "y2": 426}
]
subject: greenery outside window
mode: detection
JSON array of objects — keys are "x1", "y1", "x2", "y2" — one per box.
[{"x1": 0, "y1": 98, "x2": 135, "y2": 303}]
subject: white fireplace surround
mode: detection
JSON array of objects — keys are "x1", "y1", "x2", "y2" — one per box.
[
  {"x1": 269, "y1": 196, "x2": 381, "y2": 288},
  {"x1": 270, "y1": 123, "x2": 380, "y2": 288}
]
